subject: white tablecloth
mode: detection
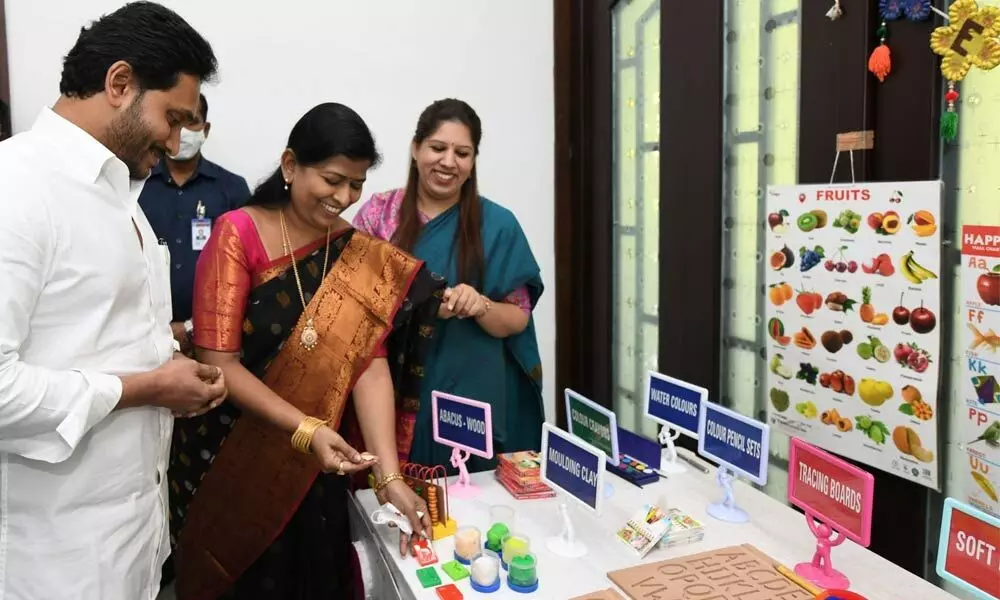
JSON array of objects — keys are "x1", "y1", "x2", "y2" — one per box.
[{"x1": 353, "y1": 450, "x2": 959, "y2": 600}]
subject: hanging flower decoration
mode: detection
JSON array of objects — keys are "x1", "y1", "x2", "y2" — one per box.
[
  {"x1": 930, "y1": 0, "x2": 1000, "y2": 141},
  {"x1": 869, "y1": 0, "x2": 933, "y2": 82}
]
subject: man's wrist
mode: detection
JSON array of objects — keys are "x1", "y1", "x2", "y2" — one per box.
[{"x1": 118, "y1": 369, "x2": 162, "y2": 410}]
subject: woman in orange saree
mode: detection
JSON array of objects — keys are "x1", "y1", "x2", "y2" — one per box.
[{"x1": 168, "y1": 103, "x2": 443, "y2": 599}]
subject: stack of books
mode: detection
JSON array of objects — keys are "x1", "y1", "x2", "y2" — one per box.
[
  {"x1": 656, "y1": 508, "x2": 705, "y2": 549},
  {"x1": 615, "y1": 504, "x2": 672, "y2": 557},
  {"x1": 495, "y1": 451, "x2": 556, "y2": 500}
]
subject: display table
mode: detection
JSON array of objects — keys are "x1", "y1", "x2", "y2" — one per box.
[{"x1": 353, "y1": 450, "x2": 959, "y2": 600}]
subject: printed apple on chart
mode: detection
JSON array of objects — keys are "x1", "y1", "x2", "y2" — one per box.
[{"x1": 971, "y1": 261, "x2": 1000, "y2": 308}]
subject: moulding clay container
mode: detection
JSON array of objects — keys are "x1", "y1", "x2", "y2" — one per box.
[
  {"x1": 485, "y1": 523, "x2": 510, "y2": 554},
  {"x1": 469, "y1": 553, "x2": 501, "y2": 593},
  {"x1": 501, "y1": 533, "x2": 530, "y2": 569},
  {"x1": 489, "y1": 504, "x2": 515, "y2": 530},
  {"x1": 453, "y1": 526, "x2": 482, "y2": 564},
  {"x1": 507, "y1": 553, "x2": 539, "y2": 594}
]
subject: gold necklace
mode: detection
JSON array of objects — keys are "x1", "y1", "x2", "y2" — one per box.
[{"x1": 279, "y1": 210, "x2": 330, "y2": 351}]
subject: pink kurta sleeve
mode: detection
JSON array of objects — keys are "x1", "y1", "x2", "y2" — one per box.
[{"x1": 503, "y1": 286, "x2": 533, "y2": 315}]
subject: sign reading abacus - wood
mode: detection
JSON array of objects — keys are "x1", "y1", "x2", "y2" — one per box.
[
  {"x1": 431, "y1": 391, "x2": 493, "y2": 458},
  {"x1": 607, "y1": 544, "x2": 812, "y2": 600}
]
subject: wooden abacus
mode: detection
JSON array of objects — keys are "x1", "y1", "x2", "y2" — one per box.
[{"x1": 400, "y1": 463, "x2": 450, "y2": 526}]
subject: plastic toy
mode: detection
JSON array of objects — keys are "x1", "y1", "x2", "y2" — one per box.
[
  {"x1": 546, "y1": 502, "x2": 587, "y2": 558},
  {"x1": 416, "y1": 566, "x2": 442, "y2": 589},
  {"x1": 441, "y1": 560, "x2": 470, "y2": 582},
  {"x1": 657, "y1": 426, "x2": 687, "y2": 474},
  {"x1": 707, "y1": 466, "x2": 749, "y2": 523},
  {"x1": 814, "y1": 592, "x2": 867, "y2": 600},
  {"x1": 795, "y1": 516, "x2": 849, "y2": 590},
  {"x1": 435, "y1": 583, "x2": 464, "y2": 600},
  {"x1": 413, "y1": 538, "x2": 439, "y2": 567}
]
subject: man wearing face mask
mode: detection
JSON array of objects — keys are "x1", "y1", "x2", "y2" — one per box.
[{"x1": 139, "y1": 93, "x2": 250, "y2": 353}]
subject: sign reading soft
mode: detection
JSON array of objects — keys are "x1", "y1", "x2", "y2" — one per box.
[{"x1": 936, "y1": 497, "x2": 1000, "y2": 600}]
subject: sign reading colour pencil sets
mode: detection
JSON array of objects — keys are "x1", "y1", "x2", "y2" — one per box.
[
  {"x1": 765, "y1": 182, "x2": 943, "y2": 490},
  {"x1": 960, "y1": 226, "x2": 1000, "y2": 519}
]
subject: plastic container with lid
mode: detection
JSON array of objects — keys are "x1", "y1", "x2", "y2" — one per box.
[{"x1": 507, "y1": 552, "x2": 539, "y2": 594}]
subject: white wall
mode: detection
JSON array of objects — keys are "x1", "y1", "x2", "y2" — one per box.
[{"x1": 6, "y1": 0, "x2": 557, "y2": 422}]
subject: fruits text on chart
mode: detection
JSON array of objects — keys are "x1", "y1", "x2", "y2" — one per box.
[
  {"x1": 571, "y1": 409, "x2": 611, "y2": 440},
  {"x1": 706, "y1": 421, "x2": 763, "y2": 459},
  {"x1": 797, "y1": 462, "x2": 863, "y2": 514},
  {"x1": 438, "y1": 409, "x2": 486, "y2": 435},
  {"x1": 649, "y1": 389, "x2": 699, "y2": 418},
  {"x1": 548, "y1": 448, "x2": 599, "y2": 486},
  {"x1": 812, "y1": 188, "x2": 872, "y2": 202}
]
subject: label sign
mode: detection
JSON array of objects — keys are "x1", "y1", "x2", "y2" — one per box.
[
  {"x1": 698, "y1": 401, "x2": 770, "y2": 485},
  {"x1": 565, "y1": 389, "x2": 619, "y2": 466},
  {"x1": 431, "y1": 391, "x2": 493, "y2": 459},
  {"x1": 788, "y1": 438, "x2": 875, "y2": 546},
  {"x1": 936, "y1": 498, "x2": 1000, "y2": 600},
  {"x1": 540, "y1": 423, "x2": 606, "y2": 515},
  {"x1": 643, "y1": 371, "x2": 705, "y2": 438}
]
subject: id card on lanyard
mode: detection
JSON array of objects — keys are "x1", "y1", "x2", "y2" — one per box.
[{"x1": 192, "y1": 200, "x2": 211, "y2": 251}]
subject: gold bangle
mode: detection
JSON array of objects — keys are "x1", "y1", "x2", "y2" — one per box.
[
  {"x1": 374, "y1": 472, "x2": 405, "y2": 493},
  {"x1": 291, "y1": 417, "x2": 327, "y2": 454}
]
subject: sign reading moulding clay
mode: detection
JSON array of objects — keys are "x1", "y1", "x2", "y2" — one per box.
[
  {"x1": 644, "y1": 371, "x2": 706, "y2": 474},
  {"x1": 788, "y1": 437, "x2": 875, "y2": 590},
  {"x1": 540, "y1": 423, "x2": 606, "y2": 558},
  {"x1": 698, "y1": 400, "x2": 770, "y2": 524},
  {"x1": 432, "y1": 391, "x2": 493, "y2": 498}
]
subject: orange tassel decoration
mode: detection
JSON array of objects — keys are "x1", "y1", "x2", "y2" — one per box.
[
  {"x1": 868, "y1": 20, "x2": 891, "y2": 82},
  {"x1": 868, "y1": 44, "x2": 891, "y2": 82}
]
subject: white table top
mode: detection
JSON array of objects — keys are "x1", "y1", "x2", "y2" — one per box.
[{"x1": 354, "y1": 450, "x2": 959, "y2": 600}]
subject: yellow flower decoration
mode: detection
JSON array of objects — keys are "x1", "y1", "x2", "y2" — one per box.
[{"x1": 930, "y1": 0, "x2": 1000, "y2": 81}]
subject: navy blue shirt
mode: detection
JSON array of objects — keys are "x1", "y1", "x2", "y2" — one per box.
[{"x1": 139, "y1": 157, "x2": 250, "y2": 322}]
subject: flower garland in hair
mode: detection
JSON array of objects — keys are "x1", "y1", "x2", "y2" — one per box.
[
  {"x1": 929, "y1": 0, "x2": 1000, "y2": 142},
  {"x1": 869, "y1": 0, "x2": 933, "y2": 82}
]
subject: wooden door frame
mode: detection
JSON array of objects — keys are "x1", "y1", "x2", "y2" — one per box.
[
  {"x1": 553, "y1": 0, "x2": 614, "y2": 424},
  {"x1": 0, "y1": 0, "x2": 10, "y2": 141}
]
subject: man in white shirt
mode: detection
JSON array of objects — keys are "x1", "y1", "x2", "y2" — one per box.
[{"x1": 0, "y1": 3, "x2": 228, "y2": 599}]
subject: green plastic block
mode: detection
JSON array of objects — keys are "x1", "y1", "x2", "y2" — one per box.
[
  {"x1": 441, "y1": 560, "x2": 470, "y2": 582},
  {"x1": 416, "y1": 566, "x2": 442, "y2": 588}
]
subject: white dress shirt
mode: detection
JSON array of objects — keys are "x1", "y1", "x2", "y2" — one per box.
[{"x1": 0, "y1": 108, "x2": 175, "y2": 600}]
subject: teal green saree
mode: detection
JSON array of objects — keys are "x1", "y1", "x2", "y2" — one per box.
[{"x1": 407, "y1": 197, "x2": 544, "y2": 470}]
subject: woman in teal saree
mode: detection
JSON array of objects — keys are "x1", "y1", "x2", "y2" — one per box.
[{"x1": 353, "y1": 98, "x2": 544, "y2": 470}]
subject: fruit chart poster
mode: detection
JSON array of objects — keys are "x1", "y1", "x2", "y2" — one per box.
[
  {"x1": 764, "y1": 182, "x2": 942, "y2": 490},
  {"x1": 960, "y1": 226, "x2": 1000, "y2": 517}
]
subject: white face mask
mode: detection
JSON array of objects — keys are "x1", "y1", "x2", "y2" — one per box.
[{"x1": 169, "y1": 127, "x2": 206, "y2": 161}]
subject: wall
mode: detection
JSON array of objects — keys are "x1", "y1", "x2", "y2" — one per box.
[{"x1": 5, "y1": 0, "x2": 557, "y2": 422}]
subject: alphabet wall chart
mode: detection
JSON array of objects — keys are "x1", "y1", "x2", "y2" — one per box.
[
  {"x1": 765, "y1": 182, "x2": 942, "y2": 490},
  {"x1": 960, "y1": 225, "x2": 1000, "y2": 518}
]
